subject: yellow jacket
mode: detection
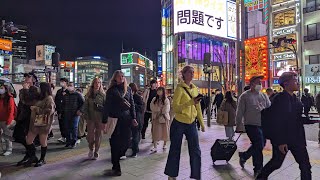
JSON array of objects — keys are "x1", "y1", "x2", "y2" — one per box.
[{"x1": 172, "y1": 82, "x2": 205, "y2": 129}]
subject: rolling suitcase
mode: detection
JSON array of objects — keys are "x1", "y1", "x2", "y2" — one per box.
[{"x1": 210, "y1": 134, "x2": 242, "y2": 163}]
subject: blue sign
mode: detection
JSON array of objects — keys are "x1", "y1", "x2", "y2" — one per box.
[
  {"x1": 273, "y1": 79, "x2": 279, "y2": 84},
  {"x1": 0, "y1": 50, "x2": 12, "y2": 55},
  {"x1": 157, "y1": 51, "x2": 162, "y2": 75}
]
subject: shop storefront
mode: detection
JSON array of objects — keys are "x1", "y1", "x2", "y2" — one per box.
[
  {"x1": 304, "y1": 64, "x2": 320, "y2": 96},
  {"x1": 121, "y1": 52, "x2": 154, "y2": 89},
  {"x1": 59, "y1": 61, "x2": 75, "y2": 83}
]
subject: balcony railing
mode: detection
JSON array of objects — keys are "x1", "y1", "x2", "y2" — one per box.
[{"x1": 303, "y1": 5, "x2": 320, "y2": 14}]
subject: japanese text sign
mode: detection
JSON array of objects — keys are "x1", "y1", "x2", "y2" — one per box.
[
  {"x1": 174, "y1": 0, "x2": 237, "y2": 40},
  {"x1": 0, "y1": 39, "x2": 12, "y2": 52}
]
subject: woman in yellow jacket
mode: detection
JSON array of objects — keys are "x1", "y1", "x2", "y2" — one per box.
[{"x1": 164, "y1": 65, "x2": 205, "y2": 180}]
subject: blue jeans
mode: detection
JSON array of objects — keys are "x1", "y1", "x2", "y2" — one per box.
[
  {"x1": 164, "y1": 120, "x2": 201, "y2": 179},
  {"x1": 64, "y1": 115, "x2": 80, "y2": 145},
  {"x1": 242, "y1": 125, "x2": 266, "y2": 172}
]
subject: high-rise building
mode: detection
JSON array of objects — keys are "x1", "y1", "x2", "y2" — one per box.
[
  {"x1": 161, "y1": 0, "x2": 237, "y2": 93},
  {"x1": 1, "y1": 20, "x2": 29, "y2": 60},
  {"x1": 302, "y1": 0, "x2": 320, "y2": 95}
]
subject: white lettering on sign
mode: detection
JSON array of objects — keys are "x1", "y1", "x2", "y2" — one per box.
[
  {"x1": 273, "y1": 53, "x2": 296, "y2": 61},
  {"x1": 296, "y1": 1, "x2": 300, "y2": 24},
  {"x1": 273, "y1": 27, "x2": 296, "y2": 37},
  {"x1": 306, "y1": 76, "x2": 320, "y2": 84}
]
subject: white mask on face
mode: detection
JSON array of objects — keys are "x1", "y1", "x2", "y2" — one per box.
[
  {"x1": 60, "y1": 82, "x2": 66, "y2": 88},
  {"x1": 255, "y1": 85, "x2": 262, "y2": 92},
  {"x1": 67, "y1": 87, "x2": 74, "y2": 92},
  {"x1": 0, "y1": 89, "x2": 5, "y2": 94}
]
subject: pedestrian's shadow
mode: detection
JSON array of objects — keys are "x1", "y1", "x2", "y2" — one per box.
[{"x1": 212, "y1": 162, "x2": 252, "y2": 179}]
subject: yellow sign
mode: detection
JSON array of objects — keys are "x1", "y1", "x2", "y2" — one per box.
[{"x1": 0, "y1": 38, "x2": 12, "y2": 51}]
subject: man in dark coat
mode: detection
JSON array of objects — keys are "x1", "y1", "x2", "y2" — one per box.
[
  {"x1": 257, "y1": 72, "x2": 312, "y2": 180},
  {"x1": 55, "y1": 78, "x2": 69, "y2": 143},
  {"x1": 301, "y1": 88, "x2": 314, "y2": 116}
]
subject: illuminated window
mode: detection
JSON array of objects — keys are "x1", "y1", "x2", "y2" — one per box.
[{"x1": 273, "y1": 9, "x2": 295, "y2": 29}]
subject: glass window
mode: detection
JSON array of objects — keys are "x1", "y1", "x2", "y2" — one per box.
[
  {"x1": 307, "y1": 24, "x2": 317, "y2": 40},
  {"x1": 309, "y1": 55, "x2": 319, "y2": 64},
  {"x1": 273, "y1": 9, "x2": 295, "y2": 28}
]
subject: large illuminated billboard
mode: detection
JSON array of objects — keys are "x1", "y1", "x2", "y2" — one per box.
[{"x1": 173, "y1": 0, "x2": 237, "y2": 40}]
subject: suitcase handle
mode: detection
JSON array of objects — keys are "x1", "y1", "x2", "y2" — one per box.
[{"x1": 224, "y1": 133, "x2": 242, "y2": 148}]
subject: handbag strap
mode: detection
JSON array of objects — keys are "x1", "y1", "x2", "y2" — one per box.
[{"x1": 183, "y1": 87, "x2": 193, "y2": 99}]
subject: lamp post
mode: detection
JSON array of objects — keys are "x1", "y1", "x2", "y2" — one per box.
[{"x1": 203, "y1": 53, "x2": 213, "y2": 127}]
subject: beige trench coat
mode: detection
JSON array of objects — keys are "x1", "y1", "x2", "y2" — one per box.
[{"x1": 150, "y1": 97, "x2": 170, "y2": 141}]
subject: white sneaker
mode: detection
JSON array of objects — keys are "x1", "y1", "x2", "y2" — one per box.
[
  {"x1": 58, "y1": 137, "x2": 66, "y2": 143},
  {"x1": 2, "y1": 150, "x2": 12, "y2": 156},
  {"x1": 76, "y1": 139, "x2": 81, "y2": 144},
  {"x1": 120, "y1": 156, "x2": 127, "y2": 160},
  {"x1": 88, "y1": 150, "x2": 94, "y2": 159}
]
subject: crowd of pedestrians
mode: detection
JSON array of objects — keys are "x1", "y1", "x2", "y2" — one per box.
[{"x1": 1, "y1": 66, "x2": 320, "y2": 180}]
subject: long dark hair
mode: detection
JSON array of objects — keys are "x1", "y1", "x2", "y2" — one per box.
[
  {"x1": 154, "y1": 87, "x2": 166, "y2": 105},
  {"x1": 39, "y1": 82, "x2": 52, "y2": 100},
  {"x1": 225, "y1": 91, "x2": 235, "y2": 104},
  {"x1": 0, "y1": 85, "x2": 12, "y2": 106}
]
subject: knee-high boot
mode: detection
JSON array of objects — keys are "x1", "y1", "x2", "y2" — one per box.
[
  {"x1": 24, "y1": 144, "x2": 38, "y2": 167},
  {"x1": 16, "y1": 140, "x2": 29, "y2": 166},
  {"x1": 35, "y1": 146, "x2": 47, "y2": 167}
]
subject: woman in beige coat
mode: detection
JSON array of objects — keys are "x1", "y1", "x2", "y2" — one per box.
[
  {"x1": 219, "y1": 91, "x2": 237, "y2": 140},
  {"x1": 82, "y1": 78, "x2": 106, "y2": 160},
  {"x1": 150, "y1": 87, "x2": 170, "y2": 152},
  {"x1": 24, "y1": 82, "x2": 56, "y2": 167}
]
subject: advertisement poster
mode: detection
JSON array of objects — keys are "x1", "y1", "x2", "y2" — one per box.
[
  {"x1": 273, "y1": 60, "x2": 297, "y2": 77},
  {"x1": 244, "y1": 36, "x2": 268, "y2": 81},
  {"x1": 173, "y1": 0, "x2": 236, "y2": 40}
]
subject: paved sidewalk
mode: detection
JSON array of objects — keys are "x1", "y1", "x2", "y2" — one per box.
[{"x1": 2, "y1": 125, "x2": 320, "y2": 180}]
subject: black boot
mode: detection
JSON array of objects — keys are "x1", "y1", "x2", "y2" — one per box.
[
  {"x1": 24, "y1": 144, "x2": 38, "y2": 167},
  {"x1": 35, "y1": 146, "x2": 47, "y2": 167},
  {"x1": 17, "y1": 142, "x2": 29, "y2": 166}
]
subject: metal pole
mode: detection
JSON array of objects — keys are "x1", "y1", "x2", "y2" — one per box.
[
  {"x1": 241, "y1": 0, "x2": 246, "y2": 93},
  {"x1": 236, "y1": 0, "x2": 241, "y2": 96},
  {"x1": 207, "y1": 71, "x2": 211, "y2": 127}
]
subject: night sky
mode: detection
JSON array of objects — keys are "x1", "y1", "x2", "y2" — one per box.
[{"x1": 0, "y1": 0, "x2": 162, "y2": 70}]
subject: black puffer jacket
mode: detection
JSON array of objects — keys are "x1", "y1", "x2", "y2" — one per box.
[
  {"x1": 102, "y1": 84, "x2": 136, "y2": 124},
  {"x1": 62, "y1": 91, "x2": 84, "y2": 116}
]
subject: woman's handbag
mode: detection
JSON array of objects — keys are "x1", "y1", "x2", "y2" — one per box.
[
  {"x1": 105, "y1": 117, "x2": 118, "y2": 138},
  {"x1": 117, "y1": 90, "x2": 131, "y2": 111},
  {"x1": 93, "y1": 93, "x2": 104, "y2": 112},
  {"x1": 34, "y1": 114, "x2": 49, "y2": 127},
  {"x1": 158, "y1": 114, "x2": 167, "y2": 124},
  {"x1": 216, "y1": 110, "x2": 229, "y2": 126}
]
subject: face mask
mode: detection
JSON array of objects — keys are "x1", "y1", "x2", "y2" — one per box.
[
  {"x1": 0, "y1": 89, "x2": 5, "y2": 94},
  {"x1": 255, "y1": 85, "x2": 262, "y2": 92},
  {"x1": 60, "y1": 82, "x2": 66, "y2": 88},
  {"x1": 68, "y1": 87, "x2": 74, "y2": 92}
]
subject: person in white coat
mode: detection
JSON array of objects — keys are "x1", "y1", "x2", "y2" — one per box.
[{"x1": 150, "y1": 87, "x2": 170, "y2": 152}]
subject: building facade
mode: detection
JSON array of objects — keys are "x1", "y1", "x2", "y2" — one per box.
[
  {"x1": 75, "y1": 56, "x2": 109, "y2": 88},
  {"x1": 302, "y1": 0, "x2": 320, "y2": 95},
  {"x1": 161, "y1": 0, "x2": 237, "y2": 93},
  {"x1": 269, "y1": 0, "x2": 303, "y2": 91},
  {"x1": 121, "y1": 52, "x2": 154, "y2": 89}
]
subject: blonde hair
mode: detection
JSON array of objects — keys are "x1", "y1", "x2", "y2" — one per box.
[
  {"x1": 86, "y1": 77, "x2": 105, "y2": 99},
  {"x1": 109, "y1": 70, "x2": 128, "y2": 95},
  {"x1": 181, "y1": 65, "x2": 194, "y2": 81}
]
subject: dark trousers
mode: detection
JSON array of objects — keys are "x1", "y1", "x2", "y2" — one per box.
[
  {"x1": 141, "y1": 112, "x2": 152, "y2": 137},
  {"x1": 58, "y1": 113, "x2": 66, "y2": 138},
  {"x1": 258, "y1": 144, "x2": 312, "y2": 180},
  {"x1": 164, "y1": 120, "x2": 201, "y2": 179},
  {"x1": 64, "y1": 115, "x2": 80, "y2": 145},
  {"x1": 131, "y1": 115, "x2": 142, "y2": 154},
  {"x1": 304, "y1": 107, "x2": 311, "y2": 116},
  {"x1": 110, "y1": 122, "x2": 131, "y2": 172},
  {"x1": 242, "y1": 125, "x2": 266, "y2": 172}
]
